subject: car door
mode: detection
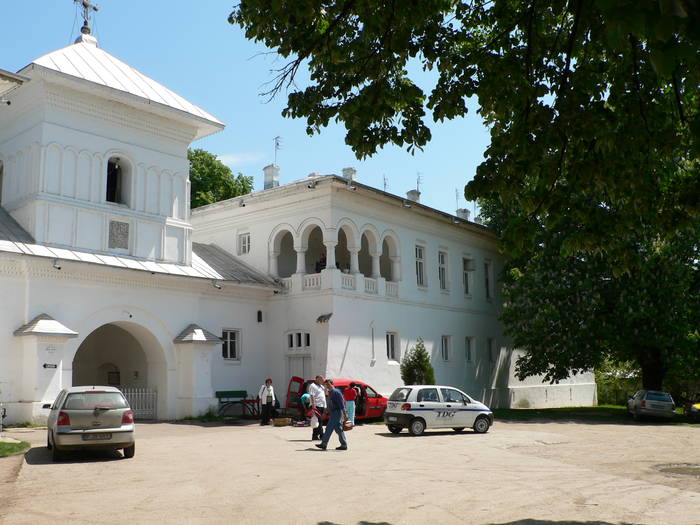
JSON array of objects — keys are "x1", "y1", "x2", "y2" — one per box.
[
  {"x1": 415, "y1": 387, "x2": 442, "y2": 428},
  {"x1": 286, "y1": 376, "x2": 305, "y2": 409},
  {"x1": 362, "y1": 384, "x2": 385, "y2": 419},
  {"x1": 440, "y1": 388, "x2": 469, "y2": 427}
]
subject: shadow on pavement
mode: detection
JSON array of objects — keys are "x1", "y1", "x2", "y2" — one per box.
[
  {"x1": 319, "y1": 522, "x2": 392, "y2": 525},
  {"x1": 24, "y1": 446, "x2": 123, "y2": 465},
  {"x1": 373, "y1": 430, "x2": 482, "y2": 438},
  {"x1": 488, "y1": 521, "x2": 643, "y2": 525}
]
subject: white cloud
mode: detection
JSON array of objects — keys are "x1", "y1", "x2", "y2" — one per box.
[{"x1": 217, "y1": 152, "x2": 266, "y2": 168}]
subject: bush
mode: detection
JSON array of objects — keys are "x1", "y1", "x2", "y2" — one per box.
[{"x1": 400, "y1": 338, "x2": 436, "y2": 385}]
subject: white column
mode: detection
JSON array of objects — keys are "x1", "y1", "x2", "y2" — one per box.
[
  {"x1": 349, "y1": 249, "x2": 360, "y2": 274},
  {"x1": 324, "y1": 241, "x2": 337, "y2": 269},
  {"x1": 269, "y1": 251, "x2": 279, "y2": 278},
  {"x1": 390, "y1": 256, "x2": 401, "y2": 282},
  {"x1": 295, "y1": 248, "x2": 307, "y2": 274},
  {"x1": 371, "y1": 253, "x2": 381, "y2": 279}
]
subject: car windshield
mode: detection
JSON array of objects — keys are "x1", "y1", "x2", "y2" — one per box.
[
  {"x1": 646, "y1": 392, "x2": 673, "y2": 402},
  {"x1": 63, "y1": 392, "x2": 128, "y2": 410},
  {"x1": 390, "y1": 388, "x2": 412, "y2": 402}
]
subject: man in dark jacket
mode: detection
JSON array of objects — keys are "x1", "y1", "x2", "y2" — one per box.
[{"x1": 315, "y1": 379, "x2": 348, "y2": 451}]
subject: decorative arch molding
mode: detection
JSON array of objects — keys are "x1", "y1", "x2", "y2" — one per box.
[
  {"x1": 334, "y1": 217, "x2": 360, "y2": 250},
  {"x1": 359, "y1": 223, "x2": 381, "y2": 254},
  {"x1": 297, "y1": 217, "x2": 327, "y2": 250},
  {"x1": 380, "y1": 229, "x2": 401, "y2": 257},
  {"x1": 268, "y1": 222, "x2": 297, "y2": 254}
]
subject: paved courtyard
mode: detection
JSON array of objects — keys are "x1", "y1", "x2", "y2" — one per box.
[{"x1": 1, "y1": 419, "x2": 699, "y2": 525}]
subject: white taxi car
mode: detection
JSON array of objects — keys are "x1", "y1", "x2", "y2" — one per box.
[{"x1": 384, "y1": 385, "x2": 493, "y2": 435}]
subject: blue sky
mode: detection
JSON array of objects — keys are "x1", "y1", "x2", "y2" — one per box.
[{"x1": 1, "y1": 1, "x2": 490, "y2": 216}]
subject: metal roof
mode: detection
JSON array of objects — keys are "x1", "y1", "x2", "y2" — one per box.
[
  {"x1": 13, "y1": 313, "x2": 78, "y2": 337},
  {"x1": 18, "y1": 35, "x2": 224, "y2": 139},
  {"x1": 173, "y1": 324, "x2": 222, "y2": 345},
  {"x1": 0, "y1": 208, "x2": 276, "y2": 289}
]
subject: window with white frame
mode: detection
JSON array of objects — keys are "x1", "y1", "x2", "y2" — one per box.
[
  {"x1": 415, "y1": 245, "x2": 426, "y2": 287},
  {"x1": 438, "y1": 251, "x2": 448, "y2": 291},
  {"x1": 287, "y1": 331, "x2": 311, "y2": 351},
  {"x1": 386, "y1": 332, "x2": 398, "y2": 361},
  {"x1": 222, "y1": 329, "x2": 240, "y2": 360},
  {"x1": 487, "y1": 337, "x2": 495, "y2": 362},
  {"x1": 238, "y1": 232, "x2": 251, "y2": 255},
  {"x1": 441, "y1": 335, "x2": 450, "y2": 361},
  {"x1": 465, "y1": 336, "x2": 473, "y2": 363},
  {"x1": 462, "y1": 258, "x2": 474, "y2": 295},
  {"x1": 484, "y1": 260, "x2": 492, "y2": 299}
]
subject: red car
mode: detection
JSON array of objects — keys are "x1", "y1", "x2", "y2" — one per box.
[{"x1": 286, "y1": 376, "x2": 388, "y2": 421}]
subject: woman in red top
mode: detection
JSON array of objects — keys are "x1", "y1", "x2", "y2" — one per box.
[{"x1": 344, "y1": 382, "x2": 358, "y2": 424}]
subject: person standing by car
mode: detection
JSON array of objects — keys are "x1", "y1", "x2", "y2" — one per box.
[
  {"x1": 308, "y1": 375, "x2": 327, "y2": 440},
  {"x1": 257, "y1": 378, "x2": 276, "y2": 425},
  {"x1": 344, "y1": 382, "x2": 358, "y2": 425},
  {"x1": 316, "y1": 379, "x2": 348, "y2": 450}
]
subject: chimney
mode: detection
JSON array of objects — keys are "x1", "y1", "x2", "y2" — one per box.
[
  {"x1": 406, "y1": 189, "x2": 421, "y2": 203},
  {"x1": 342, "y1": 167, "x2": 357, "y2": 181},
  {"x1": 263, "y1": 164, "x2": 280, "y2": 190},
  {"x1": 456, "y1": 208, "x2": 470, "y2": 220}
]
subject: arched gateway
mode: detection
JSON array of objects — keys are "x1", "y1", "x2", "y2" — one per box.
[{"x1": 70, "y1": 319, "x2": 169, "y2": 420}]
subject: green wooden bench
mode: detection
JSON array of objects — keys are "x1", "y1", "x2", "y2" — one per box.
[{"x1": 215, "y1": 390, "x2": 259, "y2": 418}]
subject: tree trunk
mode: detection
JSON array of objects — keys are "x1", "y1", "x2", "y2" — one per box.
[{"x1": 639, "y1": 348, "x2": 666, "y2": 390}]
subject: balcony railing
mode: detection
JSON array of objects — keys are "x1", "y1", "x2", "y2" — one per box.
[
  {"x1": 364, "y1": 277, "x2": 377, "y2": 294},
  {"x1": 385, "y1": 281, "x2": 398, "y2": 297},
  {"x1": 303, "y1": 274, "x2": 321, "y2": 289},
  {"x1": 341, "y1": 273, "x2": 355, "y2": 290},
  {"x1": 278, "y1": 270, "x2": 399, "y2": 299}
]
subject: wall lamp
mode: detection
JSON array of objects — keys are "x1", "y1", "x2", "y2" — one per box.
[
  {"x1": 307, "y1": 180, "x2": 317, "y2": 189},
  {"x1": 212, "y1": 280, "x2": 222, "y2": 290},
  {"x1": 52, "y1": 259, "x2": 62, "y2": 270},
  {"x1": 239, "y1": 200, "x2": 246, "y2": 207},
  {"x1": 402, "y1": 201, "x2": 412, "y2": 208}
]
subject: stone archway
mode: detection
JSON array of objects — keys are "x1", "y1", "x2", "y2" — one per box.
[{"x1": 71, "y1": 321, "x2": 168, "y2": 418}]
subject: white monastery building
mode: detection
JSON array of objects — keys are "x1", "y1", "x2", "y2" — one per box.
[{"x1": 0, "y1": 23, "x2": 595, "y2": 424}]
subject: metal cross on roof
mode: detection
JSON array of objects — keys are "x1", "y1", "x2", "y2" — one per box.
[{"x1": 74, "y1": 0, "x2": 99, "y2": 35}]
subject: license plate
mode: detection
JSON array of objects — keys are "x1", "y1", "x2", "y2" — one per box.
[
  {"x1": 387, "y1": 416, "x2": 397, "y2": 421},
  {"x1": 82, "y1": 433, "x2": 112, "y2": 441}
]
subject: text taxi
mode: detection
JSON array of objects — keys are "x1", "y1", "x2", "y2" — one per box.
[{"x1": 384, "y1": 385, "x2": 493, "y2": 436}]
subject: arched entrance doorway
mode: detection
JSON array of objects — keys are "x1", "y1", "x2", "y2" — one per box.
[{"x1": 73, "y1": 322, "x2": 167, "y2": 419}]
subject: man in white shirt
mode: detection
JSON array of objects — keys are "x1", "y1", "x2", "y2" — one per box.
[{"x1": 308, "y1": 375, "x2": 327, "y2": 440}]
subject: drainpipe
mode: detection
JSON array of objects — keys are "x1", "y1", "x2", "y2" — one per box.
[{"x1": 369, "y1": 321, "x2": 376, "y2": 367}]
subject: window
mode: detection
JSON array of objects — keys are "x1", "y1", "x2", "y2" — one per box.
[
  {"x1": 222, "y1": 330, "x2": 240, "y2": 360},
  {"x1": 415, "y1": 245, "x2": 426, "y2": 287},
  {"x1": 106, "y1": 156, "x2": 130, "y2": 205},
  {"x1": 484, "y1": 261, "x2": 492, "y2": 299},
  {"x1": 386, "y1": 332, "x2": 398, "y2": 361},
  {"x1": 438, "y1": 251, "x2": 448, "y2": 290},
  {"x1": 417, "y1": 388, "x2": 439, "y2": 402},
  {"x1": 238, "y1": 232, "x2": 250, "y2": 255},
  {"x1": 465, "y1": 337, "x2": 473, "y2": 363},
  {"x1": 487, "y1": 338, "x2": 495, "y2": 363},
  {"x1": 462, "y1": 258, "x2": 474, "y2": 295},
  {"x1": 440, "y1": 388, "x2": 468, "y2": 403},
  {"x1": 441, "y1": 335, "x2": 450, "y2": 361},
  {"x1": 287, "y1": 331, "x2": 311, "y2": 351}
]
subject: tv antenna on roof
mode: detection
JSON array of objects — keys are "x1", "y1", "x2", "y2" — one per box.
[
  {"x1": 383, "y1": 174, "x2": 388, "y2": 192},
  {"x1": 455, "y1": 188, "x2": 459, "y2": 210},
  {"x1": 416, "y1": 173, "x2": 422, "y2": 193},
  {"x1": 273, "y1": 136, "x2": 282, "y2": 165},
  {"x1": 74, "y1": 0, "x2": 99, "y2": 35}
]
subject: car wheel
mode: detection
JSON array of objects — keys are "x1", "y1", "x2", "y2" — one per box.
[
  {"x1": 632, "y1": 410, "x2": 641, "y2": 421},
  {"x1": 408, "y1": 418, "x2": 425, "y2": 436},
  {"x1": 473, "y1": 416, "x2": 490, "y2": 434},
  {"x1": 452, "y1": 427, "x2": 465, "y2": 432},
  {"x1": 46, "y1": 432, "x2": 52, "y2": 450},
  {"x1": 123, "y1": 444, "x2": 135, "y2": 459},
  {"x1": 387, "y1": 425, "x2": 402, "y2": 434}
]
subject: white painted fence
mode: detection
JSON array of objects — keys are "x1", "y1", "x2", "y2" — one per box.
[{"x1": 120, "y1": 387, "x2": 157, "y2": 420}]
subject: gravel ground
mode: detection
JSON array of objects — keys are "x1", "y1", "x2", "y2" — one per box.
[{"x1": 0, "y1": 419, "x2": 698, "y2": 525}]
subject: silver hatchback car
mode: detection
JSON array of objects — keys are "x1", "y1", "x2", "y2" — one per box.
[
  {"x1": 44, "y1": 386, "x2": 135, "y2": 461},
  {"x1": 627, "y1": 390, "x2": 675, "y2": 420}
]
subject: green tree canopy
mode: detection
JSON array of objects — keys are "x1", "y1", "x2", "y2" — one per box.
[
  {"x1": 188, "y1": 148, "x2": 253, "y2": 209},
  {"x1": 481, "y1": 197, "x2": 700, "y2": 391},
  {"x1": 231, "y1": 1, "x2": 699, "y2": 266},
  {"x1": 400, "y1": 338, "x2": 436, "y2": 385}
]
